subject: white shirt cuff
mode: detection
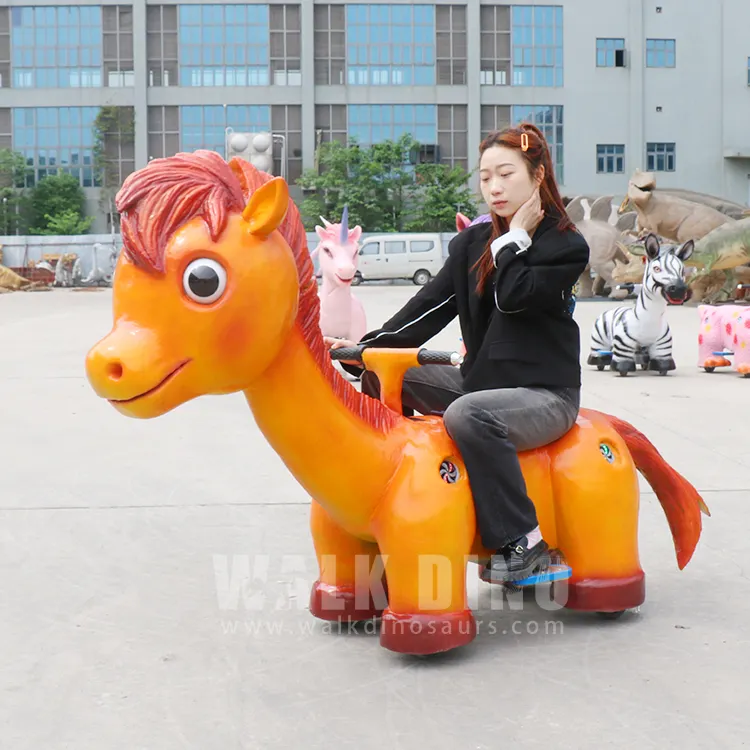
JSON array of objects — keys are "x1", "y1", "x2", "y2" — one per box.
[{"x1": 491, "y1": 229, "x2": 532, "y2": 266}]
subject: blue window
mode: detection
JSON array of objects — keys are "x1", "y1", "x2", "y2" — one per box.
[
  {"x1": 596, "y1": 38, "x2": 625, "y2": 67},
  {"x1": 11, "y1": 6, "x2": 102, "y2": 88},
  {"x1": 347, "y1": 104, "x2": 436, "y2": 146},
  {"x1": 179, "y1": 4, "x2": 269, "y2": 86},
  {"x1": 13, "y1": 107, "x2": 99, "y2": 187},
  {"x1": 646, "y1": 39, "x2": 675, "y2": 67},
  {"x1": 512, "y1": 105, "x2": 564, "y2": 182},
  {"x1": 597, "y1": 144, "x2": 625, "y2": 173},
  {"x1": 646, "y1": 142, "x2": 675, "y2": 172},
  {"x1": 346, "y1": 4, "x2": 435, "y2": 86},
  {"x1": 511, "y1": 5, "x2": 563, "y2": 87},
  {"x1": 180, "y1": 105, "x2": 271, "y2": 156}
]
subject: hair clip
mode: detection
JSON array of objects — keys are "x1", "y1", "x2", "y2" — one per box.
[{"x1": 521, "y1": 133, "x2": 529, "y2": 152}]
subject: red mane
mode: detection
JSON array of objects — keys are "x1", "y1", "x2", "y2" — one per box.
[{"x1": 115, "y1": 150, "x2": 400, "y2": 434}]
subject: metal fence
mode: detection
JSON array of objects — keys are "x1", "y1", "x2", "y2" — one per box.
[{"x1": 0, "y1": 230, "x2": 459, "y2": 281}]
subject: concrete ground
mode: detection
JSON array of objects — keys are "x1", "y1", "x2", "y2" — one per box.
[{"x1": 1, "y1": 285, "x2": 748, "y2": 749}]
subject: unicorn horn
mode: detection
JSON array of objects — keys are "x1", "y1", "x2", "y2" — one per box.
[{"x1": 340, "y1": 205, "x2": 349, "y2": 245}]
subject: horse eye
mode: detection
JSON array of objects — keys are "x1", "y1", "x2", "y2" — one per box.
[
  {"x1": 324, "y1": 247, "x2": 332, "y2": 256},
  {"x1": 182, "y1": 258, "x2": 227, "y2": 304},
  {"x1": 652, "y1": 264, "x2": 661, "y2": 272}
]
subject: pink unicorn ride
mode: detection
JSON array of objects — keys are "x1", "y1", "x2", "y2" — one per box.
[
  {"x1": 455, "y1": 212, "x2": 491, "y2": 232},
  {"x1": 698, "y1": 304, "x2": 750, "y2": 377},
  {"x1": 311, "y1": 205, "x2": 367, "y2": 344},
  {"x1": 455, "y1": 213, "x2": 491, "y2": 358}
]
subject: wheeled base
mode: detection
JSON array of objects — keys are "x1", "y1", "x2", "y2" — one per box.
[
  {"x1": 588, "y1": 349, "x2": 675, "y2": 377},
  {"x1": 309, "y1": 562, "x2": 642, "y2": 654},
  {"x1": 702, "y1": 350, "x2": 750, "y2": 377}
]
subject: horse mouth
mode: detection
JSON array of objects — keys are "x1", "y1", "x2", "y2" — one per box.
[
  {"x1": 335, "y1": 274, "x2": 354, "y2": 284},
  {"x1": 665, "y1": 290, "x2": 691, "y2": 305},
  {"x1": 108, "y1": 359, "x2": 191, "y2": 405}
]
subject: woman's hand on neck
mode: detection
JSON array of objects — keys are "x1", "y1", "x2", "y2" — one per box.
[{"x1": 509, "y1": 188, "x2": 544, "y2": 235}]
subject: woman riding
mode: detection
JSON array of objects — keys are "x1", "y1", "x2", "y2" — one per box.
[{"x1": 325, "y1": 122, "x2": 590, "y2": 584}]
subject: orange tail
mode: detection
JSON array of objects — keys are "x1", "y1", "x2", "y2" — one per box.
[{"x1": 596, "y1": 410, "x2": 710, "y2": 570}]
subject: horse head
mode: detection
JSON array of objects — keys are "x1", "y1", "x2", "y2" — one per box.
[
  {"x1": 312, "y1": 205, "x2": 362, "y2": 286},
  {"x1": 642, "y1": 233, "x2": 694, "y2": 305},
  {"x1": 85, "y1": 150, "x2": 306, "y2": 418}
]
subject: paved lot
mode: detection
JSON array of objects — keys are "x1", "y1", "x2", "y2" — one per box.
[{"x1": 1, "y1": 285, "x2": 748, "y2": 748}]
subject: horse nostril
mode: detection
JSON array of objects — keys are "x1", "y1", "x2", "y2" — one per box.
[{"x1": 106, "y1": 361, "x2": 124, "y2": 380}]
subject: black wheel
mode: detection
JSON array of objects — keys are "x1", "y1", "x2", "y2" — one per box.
[
  {"x1": 597, "y1": 364, "x2": 605, "y2": 371},
  {"x1": 704, "y1": 366, "x2": 715, "y2": 373},
  {"x1": 658, "y1": 370, "x2": 668, "y2": 376},
  {"x1": 597, "y1": 611, "x2": 626, "y2": 620},
  {"x1": 614, "y1": 360, "x2": 636, "y2": 377},
  {"x1": 413, "y1": 269, "x2": 431, "y2": 286},
  {"x1": 350, "y1": 272, "x2": 362, "y2": 286}
]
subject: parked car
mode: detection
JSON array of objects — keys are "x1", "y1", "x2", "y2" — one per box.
[{"x1": 353, "y1": 233, "x2": 448, "y2": 286}]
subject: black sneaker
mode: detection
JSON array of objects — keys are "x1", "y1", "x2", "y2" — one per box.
[{"x1": 480, "y1": 537, "x2": 551, "y2": 584}]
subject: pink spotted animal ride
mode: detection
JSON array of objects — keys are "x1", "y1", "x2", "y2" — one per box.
[
  {"x1": 698, "y1": 304, "x2": 750, "y2": 377},
  {"x1": 311, "y1": 205, "x2": 367, "y2": 343}
]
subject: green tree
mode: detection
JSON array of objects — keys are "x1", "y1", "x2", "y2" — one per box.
[
  {"x1": 28, "y1": 172, "x2": 91, "y2": 235},
  {"x1": 297, "y1": 134, "x2": 420, "y2": 232},
  {"x1": 93, "y1": 106, "x2": 135, "y2": 228},
  {"x1": 0, "y1": 148, "x2": 26, "y2": 189},
  {"x1": 0, "y1": 148, "x2": 31, "y2": 234},
  {"x1": 296, "y1": 135, "x2": 477, "y2": 233},
  {"x1": 366, "y1": 135, "x2": 422, "y2": 232},
  {"x1": 31, "y1": 208, "x2": 94, "y2": 236},
  {"x1": 405, "y1": 163, "x2": 478, "y2": 232}
]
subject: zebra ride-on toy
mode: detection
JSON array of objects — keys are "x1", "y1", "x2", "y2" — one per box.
[{"x1": 587, "y1": 233, "x2": 694, "y2": 377}]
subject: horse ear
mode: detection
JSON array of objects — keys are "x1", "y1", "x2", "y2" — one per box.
[
  {"x1": 242, "y1": 177, "x2": 289, "y2": 237},
  {"x1": 456, "y1": 213, "x2": 471, "y2": 232},
  {"x1": 349, "y1": 226, "x2": 362, "y2": 242},
  {"x1": 677, "y1": 239, "x2": 694, "y2": 261},
  {"x1": 315, "y1": 225, "x2": 327, "y2": 239},
  {"x1": 644, "y1": 233, "x2": 660, "y2": 260}
]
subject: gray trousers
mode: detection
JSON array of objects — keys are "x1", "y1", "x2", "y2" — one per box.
[{"x1": 361, "y1": 366, "x2": 580, "y2": 550}]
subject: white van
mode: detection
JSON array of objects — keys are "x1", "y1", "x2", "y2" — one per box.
[{"x1": 353, "y1": 233, "x2": 446, "y2": 286}]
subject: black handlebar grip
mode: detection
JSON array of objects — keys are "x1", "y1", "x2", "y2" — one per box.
[
  {"x1": 417, "y1": 349, "x2": 461, "y2": 366},
  {"x1": 329, "y1": 346, "x2": 365, "y2": 363}
]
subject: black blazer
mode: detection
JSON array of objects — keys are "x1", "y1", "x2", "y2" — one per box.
[{"x1": 350, "y1": 215, "x2": 590, "y2": 392}]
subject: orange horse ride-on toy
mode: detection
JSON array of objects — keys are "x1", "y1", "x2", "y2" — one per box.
[{"x1": 85, "y1": 151, "x2": 709, "y2": 656}]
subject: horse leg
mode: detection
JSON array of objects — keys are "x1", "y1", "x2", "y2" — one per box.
[
  {"x1": 308, "y1": 500, "x2": 387, "y2": 622},
  {"x1": 611, "y1": 319, "x2": 638, "y2": 376},
  {"x1": 587, "y1": 311, "x2": 614, "y2": 369},
  {"x1": 645, "y1": 321, "x2": 676, "y2": 374},
  {"x1": 549, "y1": 410, "x2": 646, "y2": 614},
  {"x1": 374, "y1": 478, "x2": 477, "y2": 655}
]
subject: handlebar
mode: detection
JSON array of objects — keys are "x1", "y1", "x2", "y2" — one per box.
[{"x1": 330, "y1": 346, "x2": 463, "y2": 367}]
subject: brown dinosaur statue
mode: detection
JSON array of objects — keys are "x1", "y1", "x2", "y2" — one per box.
[
  {"x1": 613, "y1": 217, "x2": 750, "y2": 303},
  {"x1": 618, "y1": 170, "x2": 735, "y2": 242},
  {"x1": 656, "y1": 189, "x2": 749, "y2": 220},
  {"x1": 566, "y1": 195, "x2": 638, "y2": 298}
]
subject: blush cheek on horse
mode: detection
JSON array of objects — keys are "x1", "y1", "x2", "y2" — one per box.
[{"x1": 214, "y1": 315, "x2": 252, "y2": 360}]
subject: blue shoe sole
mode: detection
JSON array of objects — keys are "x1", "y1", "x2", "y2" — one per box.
[{"x1": 511, "y1": 564, "x2": 572, "y2": 587}]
